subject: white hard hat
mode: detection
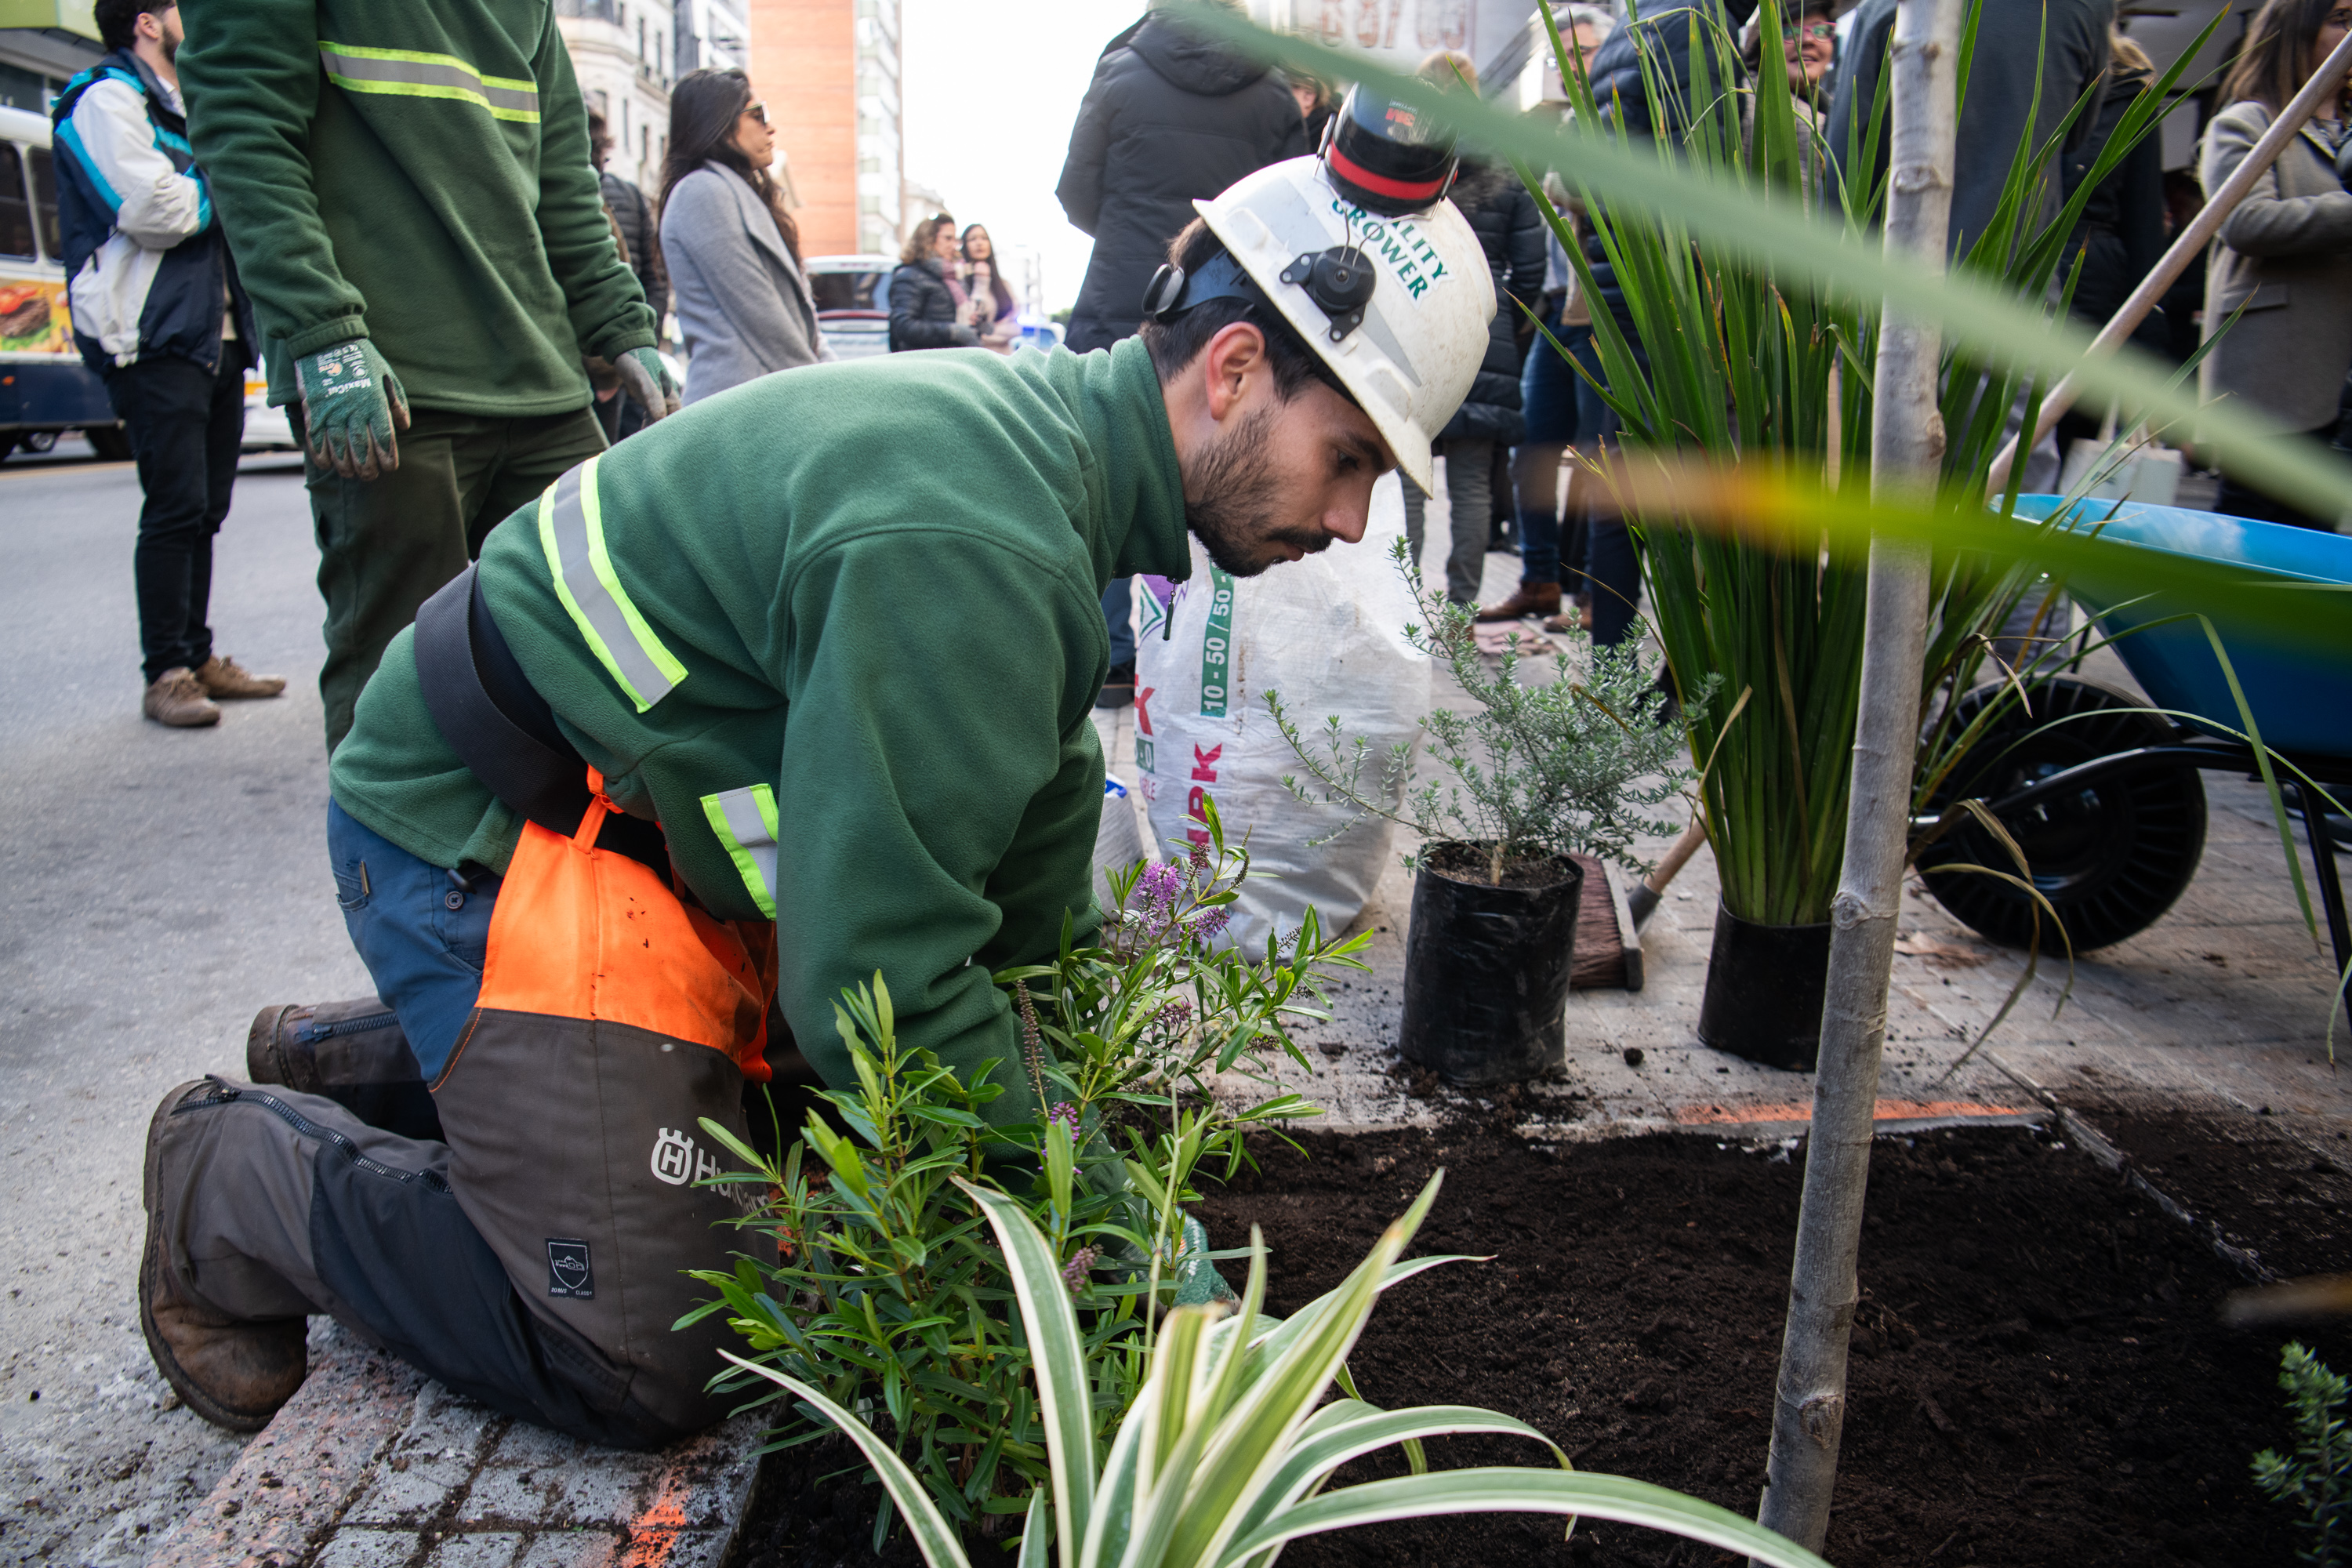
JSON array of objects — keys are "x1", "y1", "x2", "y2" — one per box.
[{"x1": 1154, "y1": 154, "x2": 1495, "y2": 493}]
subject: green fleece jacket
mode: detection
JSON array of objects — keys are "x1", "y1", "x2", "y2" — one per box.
[
  {"x1": 178, "y1": 0, "x2": 655, "y2": 414},
  {"x1": 331, "y1": 339, "x2": 1192, "y2": 1120}
]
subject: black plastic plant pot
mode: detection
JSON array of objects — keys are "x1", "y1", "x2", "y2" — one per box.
[
  {"x1": 1399, "y1": 843, "x2": 1582, "y2": 1087},
  {"x1": 1696, "y1": 901, "x2": 1832, "y2": 1070}
]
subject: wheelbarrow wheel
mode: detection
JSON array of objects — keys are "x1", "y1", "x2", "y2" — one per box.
[{"x1": 1917, "y1": 677, "x2": 2206, "y2": 953}]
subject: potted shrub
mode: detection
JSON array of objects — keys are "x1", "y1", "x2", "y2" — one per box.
[{"x1": 1269, "y1": 542, "x2": 1700, "y2": 1087}]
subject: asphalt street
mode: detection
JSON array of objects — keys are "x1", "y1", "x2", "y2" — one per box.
[{"x1": 0, "y1": 446, "x2": 373, "y2": 1566}]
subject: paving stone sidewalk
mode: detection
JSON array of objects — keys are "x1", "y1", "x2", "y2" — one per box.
[{"x1": 144, "y1": 1327, "x2": 760, "y2": 1568}]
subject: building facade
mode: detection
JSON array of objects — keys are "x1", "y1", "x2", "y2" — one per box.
[
  {"x1": 746, "y1": 0, "x2": 900, "y2": 259},
  {"x1": 556, "y1": 0, "x2": 673, "y2": 195},
  {"x1": 0, "y1": 2, "x2": 102, "y2": 115}
]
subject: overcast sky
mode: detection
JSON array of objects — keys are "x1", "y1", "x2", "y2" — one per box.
[{"x1": 898, "y1": 0, "x2": 1146, "y2": 314}]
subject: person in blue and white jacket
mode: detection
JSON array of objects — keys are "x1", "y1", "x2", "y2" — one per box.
[{"x1": 52, "y1": 0, "x2": 283, "y2": 728}]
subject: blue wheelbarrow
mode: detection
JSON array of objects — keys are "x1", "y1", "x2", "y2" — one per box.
[{"x1": 1914, "y1": 499, "x2": 2352, "y2": 981}]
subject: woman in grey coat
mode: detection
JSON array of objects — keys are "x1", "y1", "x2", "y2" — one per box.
[
  {"x1": 659, "y1": 70, "x2": 831, "y2": 405},
  {"x1": 2199, "y1": 0, "x2": 2352, "y2": 528}
]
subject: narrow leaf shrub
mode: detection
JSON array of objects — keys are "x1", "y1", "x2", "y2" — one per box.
[
  {"x1": 2254, "y1": 1341, "x2": 2352, "y2": 1566},
  {"x1": 688, "y1": 804, "x2": 1367, "y2": 1537},
  {"x1": 1269, "y1": 539, "x2": 1704, "y2": 886}
]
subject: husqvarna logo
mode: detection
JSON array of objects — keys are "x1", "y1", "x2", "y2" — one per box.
[{"x1": 650, "y1": 1126, "x2": 723, "y2": 1187}]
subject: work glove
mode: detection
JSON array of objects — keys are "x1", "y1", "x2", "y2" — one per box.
[
  {"x1": 296, "y1": 339, "x2": 408, "y2": 481},
  {"x1": 615, "y1": 347, "x2": 681, "y2": 423}
]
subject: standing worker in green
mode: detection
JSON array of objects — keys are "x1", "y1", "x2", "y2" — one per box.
[
  {"x1": 178, "y1": 0, "x2": 681, "y2": 752},
  {"x1": 134, "y1": 113, "x2": 1496, "y2": 1446}
]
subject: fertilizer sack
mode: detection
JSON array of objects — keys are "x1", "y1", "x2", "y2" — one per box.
[{"x1": 1131, "y1": 479, "x2": 1427, "y2": 949}]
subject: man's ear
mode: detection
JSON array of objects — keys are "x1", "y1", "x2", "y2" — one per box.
[{"x1": 1200, "y1": 321, "x2": 1269, "y2": 424}]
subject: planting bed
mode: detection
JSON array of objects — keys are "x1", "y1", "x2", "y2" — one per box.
[{"x1": 728, "y1": 1119, "x2": 2348, "y2": 1568}]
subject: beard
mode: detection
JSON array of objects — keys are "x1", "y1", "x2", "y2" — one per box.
[{"x1": 1183, "y1": 406, "x2": 1332, "y2": 577}]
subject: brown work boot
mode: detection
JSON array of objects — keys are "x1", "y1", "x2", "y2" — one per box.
[
  {"x1": 194, "y1": 654, "x2": 286, "y2": 700},
  {"x1": 140, "y1": 1081, "x2": 308, "y2": 1432},
  {"x1": 143, "y1": 668, "x2": 220, "y2": 728},
  {"x1": 1475, "y1": 579, "x2": 1562, "y2": 622},
  {"x1": 1540, "y1": 604, "x2": 1596, "y2": 635},
  {"x1": 245, "y1": 1004, "x2": 320, "y2": 1093}
]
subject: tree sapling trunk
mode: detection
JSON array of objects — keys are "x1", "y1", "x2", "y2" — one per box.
[{"x1": 1754, "y1": 0, "x2": 1958, "y2": 1552}]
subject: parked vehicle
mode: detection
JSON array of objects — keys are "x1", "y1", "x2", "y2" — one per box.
[
  {"x1": 803, "y1": 253, "x2": 1066, "y2": 361},
  {"x1": 803, "y1": 253, "x2": 896, "y2": 361},
  {"x1": 0, "y1": 104, "x2": 127, "y2": 462}
]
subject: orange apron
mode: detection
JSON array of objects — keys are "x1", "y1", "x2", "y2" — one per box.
[{"x1": 430, "y1": 775, "x2": 777, "y2": 1434}]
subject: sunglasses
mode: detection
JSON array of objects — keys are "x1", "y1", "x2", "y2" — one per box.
[
  {"x1": 1796, "y1": 21, "x2": 1836, "y2": 39},
  {"x1": 743, "y1": 101, "x2": 769, "y2": 125}
]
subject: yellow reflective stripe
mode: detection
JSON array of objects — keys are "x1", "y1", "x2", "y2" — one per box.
[
  {"x1": 701, "y1": 786, "x2": 780, "y2": 919},
  {"x1": 535, "y1": 457, "x2": 687, "y2": 711},
  {"x1": 318, "y1": 42, "x2": 541, "y2": 122}
]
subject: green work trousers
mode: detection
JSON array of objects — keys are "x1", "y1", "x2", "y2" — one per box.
[{"x1": 294, "y1": 403, "x2": 608, "y2": 753}]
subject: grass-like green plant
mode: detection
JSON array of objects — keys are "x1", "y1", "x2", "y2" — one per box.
[
  {"x1": 720, "y1": 1170, "x2": 1835, "y2": 1568},
  {"x1": 1266, "y1": 539, "x2": 1704, "y2": 886},
  {"x1": 688, "y1": 810, "x2": 1370, "y2": 1544},
  {"x1": 2254, "y1": 1341, "x2": 2352, "y2": 1566},
  {"x1": 1537, "y1": 0, "x2": 2207, "y2": 926}
]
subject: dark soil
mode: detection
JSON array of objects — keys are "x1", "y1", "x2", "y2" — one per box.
[
  {"x1": 1424, "y1": 840, "x2": 1581, "y2": 891},
  {"x1": 1201, "y1": 1124, "x2": 2350, "y2": 1568},
  {"x1": 726, "y1": 1120, "x2": 2352, "y2": 1567},
  {"x1": 2078, "y1": 1098, "x2": 2352, "y2": 1282}
]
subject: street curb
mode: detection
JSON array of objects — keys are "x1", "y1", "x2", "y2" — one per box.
[{"x1": 144, "y1": 1326, "x2": 764, "y2": 1568}]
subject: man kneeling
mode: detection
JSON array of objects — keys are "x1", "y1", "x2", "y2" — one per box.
[{"x1": 138, "y1": 124, "x2": 1493, "y2": 1445}]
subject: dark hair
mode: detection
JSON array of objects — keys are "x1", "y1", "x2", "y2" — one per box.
[
  {"x1": 586, "y1": 108, "x2": 612, "y2": 170},
  {"x1": 960, "y1": 224, "x2": 1018, "y2": 318},
  {"x1": 899, "y1": 213, "x2": 956, "y2": 267},
  {"x1": 661, "y1": 69, "x2": 800, "y2": 263},
  {"x1": 93, "y1": 0, "x2": 170, "y2": 53},
  {"x1": 1138, "y1": 219, "x2": 1353, "y2": 406},
  {"x1": 2222, "y1": 0, "x2": 2346, "y2": 112}
]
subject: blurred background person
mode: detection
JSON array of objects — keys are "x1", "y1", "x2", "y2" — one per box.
[
  {"x1": 2198, "y1": 0, "x2": 2352, "y2": 529},
  {"x1": 890, "y1": 212, "x2": 978, "y2": 350},
  {"x1": 592, "y1": 110, "x2": 667, "y2": 346},
  {"x1": 1284, "y1": 66, "x2": 1338, "y2": 146},
  {"x1": 660, "y1": 70, "x2": 830, "y2": 407},
  {"x1": 54, "y1": 0, "x2": 281, "y2": 728},
  {"x1": 2054, "y1": 32, "x2": 2169, "y2": 458},
  {"x1": 182, "y1": 0, "x2": 671, "y2": 754},
  {"x1": 1490, "y1": 6, "x2": 1613, "y2": 630},
  {"x1": 1056, "y1": 0, "x2": 1305, "y2": 707},
  {"x1": 1401, "y1": 52, "x2": 1545, "y2": 609},
  {"x1": 958, "y1": 223, "x2": 1022, "y2": 352}
]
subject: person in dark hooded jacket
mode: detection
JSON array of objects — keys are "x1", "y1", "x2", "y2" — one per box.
[
  {"x1": 1400, "y1": 118, "x2": 1547, "y2": 608},
  {"x1": 1055, "y1": 0, "x2": 1304, "y2": 706},
  {"x1": 1564, "y1": 0, "x2": 1758, "y2": 644},
  {"x1": 1055, "y1": 3, "x2": 1307, "y2": 354}
]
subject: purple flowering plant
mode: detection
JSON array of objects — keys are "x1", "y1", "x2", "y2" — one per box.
[{"x1": 690, "y1": 796, "x2": 1370, "y2": 1546}]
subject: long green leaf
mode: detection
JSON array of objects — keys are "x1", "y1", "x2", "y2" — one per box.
[
  {"x1": 1226, "y1": 1403, "x2": 1568, "y2": 1551},
  {"x1": 1171, "y1": 5, "x2": 2352, "y2": 525},
  {"x1": 1217, "y1": 1468, "x2": 1833, "y2": 1568},
  {"x1": 959, "y1": 1180, "x2": 1094, "y2": 1568},
  {"x1": 716, "y1": 1349, "x2": 974, "y2": 1568},
  {"x1": 1167, "y1": 1174, "x2": 1446, "y2": 1566},
  {"x1": 2198, "y1": 615, "x2": 2318, "y2": 940},
  {"x1": 1017, "y1": 1487, "x2": 1052, "y2": 1568}
]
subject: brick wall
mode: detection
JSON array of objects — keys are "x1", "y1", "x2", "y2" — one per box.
[{"x1": 747, "y1": 0, "x2": 856, "y2": 256}]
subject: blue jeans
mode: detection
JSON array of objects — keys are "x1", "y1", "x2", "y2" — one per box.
[
  {"x1": 1101, "y1": 578, "x2": 1134, "y2": 668},
  {"x1": 327, "y1": 799, "x2": 499, "y2": 1083},
  {"x1": 1515, "y1": 323, "x2": 1605, "y2": 586}
]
